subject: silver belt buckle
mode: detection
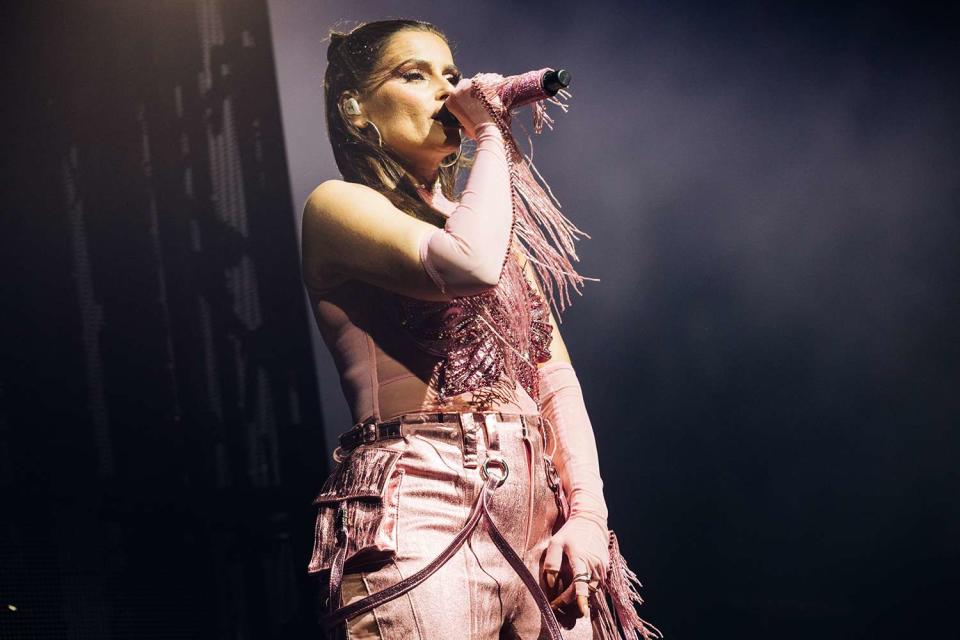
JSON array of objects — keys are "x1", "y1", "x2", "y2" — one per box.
[{"x1": 362, "y1": 421, "x2": 378, "y2": 443}]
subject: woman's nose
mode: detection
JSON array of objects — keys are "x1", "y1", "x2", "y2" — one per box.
[{"x1": 438, "y1": 76, "x2": 457, "y2": 96}]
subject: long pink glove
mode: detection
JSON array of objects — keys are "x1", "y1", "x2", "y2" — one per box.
[
  {"x1": 419, "y1": 77, "x2": 513, "y2": 297},
  {"x1": 538, "y1": 360, "x2": 611, "y2": 615}
]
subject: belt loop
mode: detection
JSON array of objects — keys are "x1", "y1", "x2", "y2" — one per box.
[
  {"x1": 459, "y1": 413, "x2": 479, "y2": 469},
  {"x1": 539, "y1": 414, "x2": 555, "y2": 458},
  {"x1": 483, "y1": 413, "x2": 500, "y2": 454},
  {"x1": 533, "y1": 415, "x2": 547, "y2": 454}
]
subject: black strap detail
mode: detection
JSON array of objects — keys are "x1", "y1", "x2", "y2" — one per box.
[
  {"x1": 338, "y1": 418, "x2": 404, "y2": 451},
  {"x1": 338, "y1": 412, "x2": 539, "y2": 453}
]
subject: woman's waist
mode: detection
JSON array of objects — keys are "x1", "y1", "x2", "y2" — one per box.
[{"x1": 370, "y1": 373, "x2": 539, "y2": 424}]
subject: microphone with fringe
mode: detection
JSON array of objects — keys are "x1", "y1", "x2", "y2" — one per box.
[{"x1": 434, "y1": 68, "x2": 571, "y2": 129}]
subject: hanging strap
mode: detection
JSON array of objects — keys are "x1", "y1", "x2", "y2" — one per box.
[{"x1": 322, "y1": 467, "x2": 564, "y2": 640}]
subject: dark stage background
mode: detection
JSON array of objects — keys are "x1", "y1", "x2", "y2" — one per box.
[
  {"x1": 3, "y1": 1, "x2": 959, "y2": 639},
  {"x1": 3, "y1": 1, "x2": 325, "y2": 638}
]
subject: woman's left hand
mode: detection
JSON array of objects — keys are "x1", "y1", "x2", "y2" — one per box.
[{"x1": 542, "y1": 515, "x2": 609, "y2": 617}]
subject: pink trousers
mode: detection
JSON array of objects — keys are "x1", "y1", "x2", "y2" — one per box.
[{"x1": 327, "y1": 412, "x2": 595, "y2": 639}]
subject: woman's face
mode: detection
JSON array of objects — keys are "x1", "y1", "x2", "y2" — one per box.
[{"x1": 348, "y1": 30, "x2": 463, "y2": 184}]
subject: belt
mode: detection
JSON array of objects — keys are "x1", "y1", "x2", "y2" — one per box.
[{"x1": 336, "y1": 411, "x2": 543, "y2": 456}]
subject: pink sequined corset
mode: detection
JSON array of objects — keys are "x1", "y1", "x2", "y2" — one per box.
[
  {"x1": 304, "y1": 271, "x2": 549, "y2": 426},
  {"x1": 304, "y1": 180, "x2": 555, "y2": 426},
  {"x1": 385, "y1": 254, "x2": 554, "y2": 408},
  {"x1": 397, "y1": 172, "x2": 556, "y2": 411}
]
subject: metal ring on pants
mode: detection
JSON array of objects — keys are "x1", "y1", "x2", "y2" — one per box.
[{"x1": 322, "y1": 411, "x2": 594, "y2": 639}]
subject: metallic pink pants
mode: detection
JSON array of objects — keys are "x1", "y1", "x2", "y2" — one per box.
[{"x1": 334, "y1": 412, "x2": 594, "y2": 639}]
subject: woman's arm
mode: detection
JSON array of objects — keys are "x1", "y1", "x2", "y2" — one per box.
[
  {"x1": 418, "y1": 123, "x2": 512, "y2": 296},
  {"x1": 522, "y1": 257, "x2": 607, "y2": 529},
  {"x1": 302, "y1": 100, "x2": 512, "y2": 300},
  {"x1": 302, "y1": 180, "x2": 451, "y2": 300},
  {"x1": 523, "y1": 258, "x2": 611, "y2": 617}
]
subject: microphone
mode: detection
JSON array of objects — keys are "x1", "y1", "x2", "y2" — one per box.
[{"x1": 434, "y1": 67, "x2": 571, "y2": 128}]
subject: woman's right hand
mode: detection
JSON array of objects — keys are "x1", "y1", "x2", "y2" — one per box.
[
  {"x1": 442, "y1": 73, "x2": 505, "y2": 140},
  {"x1": 543, "y1": 515, "x2": 609, "y2": 618}
]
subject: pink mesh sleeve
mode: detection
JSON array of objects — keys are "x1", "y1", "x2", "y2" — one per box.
[
  {"x1": 539, "y1": 364, "x2": 664, "y2": 639},
  {"x1": 418, "y1": 122, "x2": 513, "y2": 297},
  {"x1": 538, "y1": 360, "x2": 609, "y2": 531}
]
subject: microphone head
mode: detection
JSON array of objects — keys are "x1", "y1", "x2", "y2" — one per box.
[{"x1": 543, "y1": 69, "x2": 571, "y2": 95}]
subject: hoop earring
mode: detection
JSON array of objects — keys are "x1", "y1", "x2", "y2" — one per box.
[
  {"x1": 364, "y1": 121, "x2": 383, "y2": 147},
  {"x1": 439, "y1": 141, "x2": 463, "y2": 168}
]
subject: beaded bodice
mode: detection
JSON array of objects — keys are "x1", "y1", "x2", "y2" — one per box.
[{"x1": 386, "y1": 253, "x2": 554, "y2": 409}]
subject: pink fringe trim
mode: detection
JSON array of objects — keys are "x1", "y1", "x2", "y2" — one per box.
[
  {"x1": 591, "y1": 530, "x2": 664, "y2": 640},
  {"x1": 471, "y1": 73, "x2": 600, "y2": 321}
]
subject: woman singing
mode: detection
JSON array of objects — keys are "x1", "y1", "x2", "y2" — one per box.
[{"x1": 301, "y1": 19, "x2": 660, "y2": 640}]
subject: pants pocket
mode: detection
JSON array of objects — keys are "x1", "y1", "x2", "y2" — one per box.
[{"x1": 307, "y1": 443, "x2": 408, "y2": 576}]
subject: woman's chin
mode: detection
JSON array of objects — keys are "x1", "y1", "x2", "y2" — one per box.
[{"x1": 432, "y1": 138, "x2": 460, "y2": 156}]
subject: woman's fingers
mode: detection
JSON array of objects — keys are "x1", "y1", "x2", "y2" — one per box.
[
  {"x1": 542, "y1": 536, "x2": 565, "y2": 591},
  {"x1": 442, "y1": 76, "x2": 498, "y2": 139},
  {"x1": 571, "y1": 559, "x2": 593, "y2": 617},
  {"x1": 588, "y1": 578, "x2": 601, "y2": 597},
  {"x1": 542, "y1": 524, "x2": 606, "y2": 617},
  {"x1": 549, "y1": 578, "x2": 577, "y2": 612},
  {"x1": 574, "y1": 573, "x2": 592, "y2": 617},
  {"x1": 549, "y1": 578, "x2": 591, "y2": 618},
  {"x1": 544, "y1": 568, "x2": 558, "y2": 590},
  {"x1": 548, "y1": 558, "x2": 593, "y2": 618}
]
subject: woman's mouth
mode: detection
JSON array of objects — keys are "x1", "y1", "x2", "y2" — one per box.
[{"x1": 431, "y1": 113, "x2": 461, "y2": 130}]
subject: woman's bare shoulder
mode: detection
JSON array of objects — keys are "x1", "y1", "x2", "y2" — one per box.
[
  {"x1": 300, "y1": 179, "x2": 454, "y2": 301},
  {"x1": 300, "y1": 179, "x2": 376, "y2": 291},
  {"x1": 309, "y1": 177, "x2": 361, "y2": 195},
  {"x1": 304, "y1": 179, "x2": 386, "y2": 217}
]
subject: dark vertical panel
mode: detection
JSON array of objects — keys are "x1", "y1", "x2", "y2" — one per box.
[{"x1": 2, "y1": 1, "x2": 325, "y2": 638}]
